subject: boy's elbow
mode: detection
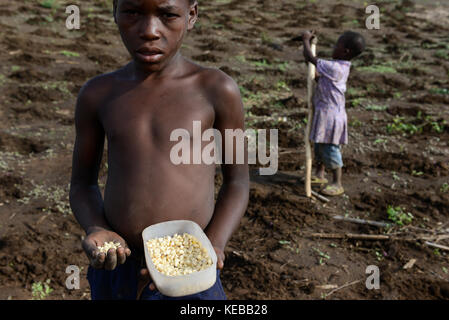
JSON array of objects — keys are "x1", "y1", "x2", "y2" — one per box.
[
  {"x1": 223, "y1": 170, "x2": 250, "y2": 190},
  {"x1": 69, "y1": 179, "x2": 99, "y2": 196}
]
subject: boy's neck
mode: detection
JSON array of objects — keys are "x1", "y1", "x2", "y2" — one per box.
[{"x1": 332, "y1": 54, "x2": 352, "y2": 61}]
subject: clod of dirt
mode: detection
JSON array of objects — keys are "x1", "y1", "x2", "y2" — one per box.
[
  {"x1": 0, "y1": 175, "x2": 23, "y2": 199},
  {"x1": 0, "y1": 132, "x2": 48, "y2": 155},
  {"x1": 387, "y1": 104, "x2": 427, "y2": 117},
  {"x1": 9, "y1": 85, "x2": 63, "y2": 104},
  {"x1": 9, "y1": 70, "x2": 50, "y2": 83}
]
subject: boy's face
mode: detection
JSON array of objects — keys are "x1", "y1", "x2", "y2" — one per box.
[
  {"x1": 332, "y1": 37, "x2": 350, "y2": 60},
  {"x1": 114, "y1": 0, "x2": 197, "y2": 72}
]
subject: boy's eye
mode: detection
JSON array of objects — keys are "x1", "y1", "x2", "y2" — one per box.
[
  {"x1": 162, "y1": 12, "x2": 179, "y2": 19},
  {"x1": 122, "y1": 9, "x2": 139, "y2": 15}
]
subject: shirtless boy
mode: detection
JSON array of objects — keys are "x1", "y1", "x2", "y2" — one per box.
[{"x1": 69, "y1": 0, "x2": 249, "y2": 300}]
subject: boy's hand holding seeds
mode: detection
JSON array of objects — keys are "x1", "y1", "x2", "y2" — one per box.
[
  {"x1": 70, "y1": 0, "x2": 249, "y2": 300},
  {"x1": 302, "y1": 30, "x2": 365, "y2": 196}
]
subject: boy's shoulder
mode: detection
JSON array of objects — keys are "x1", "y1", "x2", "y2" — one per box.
[
  {"x1": 75, "y1": 68, "x2": 126, "y2": 115},
  {"x1": 78, "y1": 67, "x2": 126, "y2": 101},
  {"x1": 193, "y1": 63, "x2": 241, "y2": 107}
]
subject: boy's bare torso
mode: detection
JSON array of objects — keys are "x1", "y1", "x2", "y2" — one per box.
[{"x1": 92, "y1": 61, "x2": 219, "y2": 248}]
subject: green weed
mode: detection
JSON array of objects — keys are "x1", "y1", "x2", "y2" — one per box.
[
  {"x1": 349, "y1": 118, "x2": 362, "y2": 127},
  {"x1": 31, "y1": 279, "x2": 53, "y2": 300},
  {"x1": 39, "y1": 0, "x2": 58, "y2": 9},
  {"x1": 429, "y1": 88, "x2": 449, "y2": 95},
  {"x1": 365, "y1": 104, "x2": 388, "y2": 111},
  {"x1": 359, "y1": 65, "x2": 397, "y2": 74},
  {"x1": 374, "y1": 138, "x2": 387, "y2": 145},
  {"x1": 386, "y1": 116, "x2": 420, "y2": 135},
  {"x1": 313, "y1": 248, "x2": 330, "y2": 265},
  {"x1": 275, "y1": 80, "x2": 290, "y2": 92},
  {"x1": 387, "y1": 205, "x2": 413, "y2": 226},
  {"x1": 276, "y1": 61, "x2": 290, "y2": 72},
  {"x1": 411, "y1": 170, "x2": 424, "y2": 177},
  {"x1": 350, "y1": 98, "x2": 367, "y2": 108},
  {"x1": 60, "y1": 50, "x2": 80, "y2": 57},
  {"x1": 261, "y1": 31, "x2": 273, "y2": 45},
  {"x1": 347, "y1": 87, "x2": 365, "y2": 98},
  {"x1": 0, "y1": 74, "x2": 6, "y2": 86},
  {"x1": 391, "y1": 171, "x2": 400, "y2": 181},
  {"x1": 435, "y1": 49, "x2": 449, "y2": 60},
  {"x1": 393, "y1": 92, "x2": 402, "y2": 99},
  {"x1": 250, "y1": 59, "x2": 271, "y2": 69},
  {"x1": 412, "y1": 170, "x2": 424, "y2": 177},
  {"x1": 375, "y1": 250, "x2": 383, "y2": 261},
  {"x1": 440, "y1": 183, "x2": 449, "y2": 193},
  {"x1": 235, "y1": 55, "x2": 247, "y2": 63}
]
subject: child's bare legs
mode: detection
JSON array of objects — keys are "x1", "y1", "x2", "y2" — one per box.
[
  {"x1": 316, "y1": 143, "x2": 344, "y2": 196},
  {"x1": 330, "y1": 167, "x2": 342, "y2": 188},
  {"x1": 315, "y1": 162, "x2": 325, "y2": 179},
  {"x1": 314, "y1": 143, "x2": 326, "y2": 180}
]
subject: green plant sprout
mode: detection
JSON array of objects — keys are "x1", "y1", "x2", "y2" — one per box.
[
  {"x1": 411, "y1": 170, "x2": 424, "y2": 177},
  {"x1": 31, "y1": 279, "x2": 53, "y2": 300},
  {"x1": 440, "y1": 183, "x2": 449, "y2": 193},
  {"x1": 386, "y1": 117, "x2": 420, "y2": 135},
  {"x1": 60, "y1": 50, "x2": 80, "y2": 57},
  {"x1": 39, "y1": 0, "x2": 58, "y2": 9},
  {"x1": 387, "y1": 205, "x2": 413, "y2": 226},
  {"x1": 313, "y1": 248, "x2": 330, "y2": 265},
  {"x1": 365, "y1": 104, "x2": 388, "y2": 111}
]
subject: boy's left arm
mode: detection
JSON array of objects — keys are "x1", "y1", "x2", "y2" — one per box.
[{"x1": 204, "y1": 71, "x2": 250, "y2": 270}]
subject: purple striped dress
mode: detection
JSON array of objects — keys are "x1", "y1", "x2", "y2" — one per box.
[{"x1": 310, "y1": 59, "x2": 351, "y2": 145}]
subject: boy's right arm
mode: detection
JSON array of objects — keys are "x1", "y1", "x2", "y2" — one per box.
[
  {"x1": 69, "y1": 78, "x2": 131, "y2": 270},
  {"x1": 302, "y1": 30, "x2": 318, "y2": 66}
]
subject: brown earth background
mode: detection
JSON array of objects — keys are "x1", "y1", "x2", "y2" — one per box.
[{"x1": 0, "y1": 0, "x2": 449, "y2": 300}]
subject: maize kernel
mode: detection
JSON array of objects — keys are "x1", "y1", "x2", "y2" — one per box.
[{"x1": 97, "y1": 241, "x2": 122, "y2": 254}]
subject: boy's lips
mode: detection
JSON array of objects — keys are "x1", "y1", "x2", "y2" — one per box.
[{"x1": 135, "y1": 47, "x2": 164, "y2": 63}]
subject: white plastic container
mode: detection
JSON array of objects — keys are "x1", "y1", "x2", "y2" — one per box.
[{"x1": 141, "y1": 220, "x2": 217, "y2": 297}]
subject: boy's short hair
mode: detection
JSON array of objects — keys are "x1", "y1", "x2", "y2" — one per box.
[{"x1": 340, "y1": 31, "x2": 366, "y2": 57}]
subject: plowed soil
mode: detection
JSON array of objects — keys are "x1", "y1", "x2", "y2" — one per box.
[{"x1": 0, "y1": 0, "x2": 448, "y2": 300}]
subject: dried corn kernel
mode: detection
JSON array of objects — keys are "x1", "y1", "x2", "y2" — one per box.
[
  {"x1": 146, "y1": 233, "x2": 213, "y2": 276},
  {"x1": 97, "y1": 241, "x2": 122, "y2": 254}
]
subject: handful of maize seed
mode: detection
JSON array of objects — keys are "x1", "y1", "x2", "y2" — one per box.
[
  {"x1": 97, "y1": 241, "x2": 122, "y2": 254},
  {"x1": 146, "y1": 233, "x2": 213, "y2": 276}
]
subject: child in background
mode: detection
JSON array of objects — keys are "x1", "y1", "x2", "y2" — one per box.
[{"x1": 302, "y1": 30, "x2": 365, "y2": 196}]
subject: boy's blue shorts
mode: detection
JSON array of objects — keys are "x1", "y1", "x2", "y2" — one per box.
[
  {"x1": 314, "y1": 143, "x2": 343, "y2": 170},
  {"x1": 87, "y1": 254, "x2": 227, "y2": 300}
]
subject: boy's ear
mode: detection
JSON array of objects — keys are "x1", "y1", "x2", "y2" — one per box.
[{"x1": 187, "y1": 2, "x2": 198, "y2": 31}]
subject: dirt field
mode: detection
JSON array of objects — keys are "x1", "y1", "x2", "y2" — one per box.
[{"x1": 0, "y1": 0, "x2": 448, "y2": 300}]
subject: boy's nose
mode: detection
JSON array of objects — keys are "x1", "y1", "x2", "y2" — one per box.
[{"x1": 139, "y1": 16, "x2": 161, "y2": 40}]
